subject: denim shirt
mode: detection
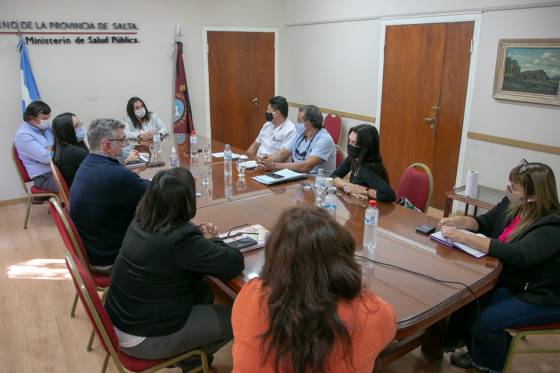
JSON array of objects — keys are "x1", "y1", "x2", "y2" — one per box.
[{"x1": 14, "y1": 121, "x2": 54, "y2": 178}]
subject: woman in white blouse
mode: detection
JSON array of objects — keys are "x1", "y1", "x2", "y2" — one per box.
[{"x1": 123, "y1": 97, "x2": 169, "y2": 141}]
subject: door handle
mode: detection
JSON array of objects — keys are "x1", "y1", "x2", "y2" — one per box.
[
  {"x1": 423, "y1": 117, "x2": 435, "y2": 125},
  {"x1": 251, "y1": 97, "x2": 259, "y2": 104}
]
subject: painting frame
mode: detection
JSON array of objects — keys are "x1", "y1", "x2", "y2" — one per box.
[{"x1": 493, "y1": 38, "x2": 560, "y2": 106}]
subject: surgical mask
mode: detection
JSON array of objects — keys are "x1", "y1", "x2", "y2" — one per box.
[
  {"x1": 295, "y1": 121, "x2": 305, "y2": 132},
  {"x1": 121, "y1": 144, "x2": 132, "y2": 159},
  {"x1": 36, "y1": 120, "x2": 51, "y2": 130},
  {"x1": 134, "y1": 108, "x2": 146, "y2": 118},
  {"x1": 506, "y1": 188, "x2": 525, "y2": 207},
  {"x1": 347, "y1": 144, "x2": 360, "y2": 159},
  {"x1": 265, "y1": 112, "x2": 273, "y2": 122},
  {"x1": 75, "y1": 127, "x2": 86, "y2": 142}
]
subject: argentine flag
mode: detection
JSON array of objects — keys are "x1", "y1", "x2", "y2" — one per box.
[{"x1": 17, "y1": 36, "x2": 40, "y2": 112}]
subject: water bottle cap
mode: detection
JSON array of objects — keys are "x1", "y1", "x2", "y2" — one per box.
[{"x1": 368, "y1": 200, "x2": 377, "y2": 207}]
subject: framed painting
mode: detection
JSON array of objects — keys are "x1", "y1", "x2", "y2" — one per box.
[{"x1": 493, "y1": 39, "x2": 560, "y2": 106}]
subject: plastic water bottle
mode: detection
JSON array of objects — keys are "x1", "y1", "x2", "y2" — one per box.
[
  {"x1": 189, "y1": 131, "x2": 198, "y2": 157},
  {"x1": 363, "y1": 200, "x2": 379, "y2": 254},
  {"x1": 314, "y1": 168, "x2": 326, "y2": 206},
  {"x1": 152, "y1": 132, "x2": 162, "y2": 162},
  {"x1": 224, "y1": 144, "x2": 233, "y2": 176},
  {"x1": 323, "y1": 187, "x2": 337, "y2": 216},
  {"x1": 169, "y1": 146, "x2": 178, "y2": 167}
]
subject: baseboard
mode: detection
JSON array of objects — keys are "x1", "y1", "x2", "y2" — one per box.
[{"x1": 0, "y1": 197, "x2": 27, "y2": 206}]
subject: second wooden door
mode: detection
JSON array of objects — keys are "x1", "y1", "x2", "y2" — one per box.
[
  {"x1": 380, "y1": 22, "x2": 474, "y2": 209},
  {"x1": 207, "y1": 31, "x2": 275, "y2": 150}
]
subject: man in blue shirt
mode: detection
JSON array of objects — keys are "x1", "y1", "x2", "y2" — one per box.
[
  {"x1": 70, "y1": 118, "x2": 149, "y2": 273},
  {"x1": 14, "y1": 100, "x2": 57, "y2": 192},
  {"x1": 258, "y1": 105, "x2": 336, "y2": 175}
]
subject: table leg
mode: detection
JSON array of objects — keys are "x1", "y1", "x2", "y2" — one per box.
[
  {"x1": 444, "y1": 197, "x2": 452, "y2": 217},
  {"x1": 420, "y1": 319, "x2": 446, "y2": 360},
  {"x1": 464, "y1": 203, "x2": 470, "y2": 216},
  {"x1": 474, "y1": 206, "x2": 478, "y2": 216}
]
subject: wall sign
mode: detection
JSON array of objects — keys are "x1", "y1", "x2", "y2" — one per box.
[{"x1": 0, "y1": 21, "x2": 140, "y2": 45}]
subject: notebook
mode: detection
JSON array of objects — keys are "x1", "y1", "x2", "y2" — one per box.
[
  {"x1": 430, "y1": 230, "x2": 487, "y2": 258},
  {"x1": 252, "y1": 169, "x2": 307, "y2": 185}
]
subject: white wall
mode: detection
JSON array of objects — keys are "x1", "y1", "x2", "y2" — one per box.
[
  {"x1": 0, "y1": 0, "x2": 283, "y2": 201},
  {"x1": 281, "y1": 0, "x2": 560, "y2": 194},
  {"x1": 462, "y1": 6, "x2": 560, "y2": 190}
]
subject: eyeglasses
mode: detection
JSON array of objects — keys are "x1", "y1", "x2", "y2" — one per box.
[
  {"x1": 518, "y1": 159, "x2": 534, "y2": 193},
  {"x1": 106, "y1": 138, "x2": 128, "y2": 145},
  {"x1": 225, "y1": 223, "x2": 259, "y2": 239}
]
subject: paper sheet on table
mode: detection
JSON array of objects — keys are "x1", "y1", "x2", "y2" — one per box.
[
  {"x1": 212, "y1": 152, "x2": 241, "y2": 159},
  {"x1": 430, "y1": 230, "x2": 487, "y2": 258},
  {"x1": 243, "y1": 160, "x2": 257, "y2": 169}
]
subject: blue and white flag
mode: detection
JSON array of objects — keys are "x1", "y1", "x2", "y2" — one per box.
[{"x1": 17, "y1": 36, "x2": 40, "y2": 112}]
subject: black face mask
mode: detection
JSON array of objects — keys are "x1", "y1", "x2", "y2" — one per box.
[
  {"x1": 265, "y1": 112, "x2": 274, "y2": 122},
  {"x1": 347, "y1": 144, "x2": 360, "y2": 159}
]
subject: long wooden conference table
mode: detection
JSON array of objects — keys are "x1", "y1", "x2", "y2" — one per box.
[{"x1": 141, "y1": 136, "x2": 502, "y2": 370}]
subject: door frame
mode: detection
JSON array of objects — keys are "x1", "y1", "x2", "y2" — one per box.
[
  {"x1": 374, "y1": 13, "x2": 482, "y2": 191},
  {"x1": 202, "y1": 27, "x2": 279, "y2": 138}
]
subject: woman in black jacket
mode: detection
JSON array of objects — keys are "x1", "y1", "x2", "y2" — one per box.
[
  {"x1": 105, "y1": 168, "x2": 244, "y2": 371},
  {"x1": 439, "y1": 160, "x2": 560, "y2": 372},
  {"x1": 331, "y1": 124, "x2": 395, "y2": 202},
  {"x1": 52, "y1": 112, "x2": 89, "y2": 187}
]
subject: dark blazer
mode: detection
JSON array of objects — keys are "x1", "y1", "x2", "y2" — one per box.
[
  {"x1": 476, "y1": 197, "x2": 560, "y2": 306},
  {"x1": 331, "y1": 157, "x2": 396, "y2": 203},
  {"x1": 69, "y1": 153, "x2": 149, "y2": 266},
  {"x1": 54, "y1": 143, "x2": 89, "y2": 186},
  {"x1": 105, "y1": 220, "x2": 245, "y2": 337}
]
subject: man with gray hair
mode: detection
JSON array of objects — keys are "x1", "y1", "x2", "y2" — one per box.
[
  {"x1": 70, "y1": 118, "x2": 149, "y2": 273},
  {"x1": 258, "y1": 105, "x2": 336, "y2": 174}
]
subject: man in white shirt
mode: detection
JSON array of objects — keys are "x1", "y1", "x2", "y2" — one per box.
[{"x1": 247, "y1": 96, "x2": 295, "y2": 157}]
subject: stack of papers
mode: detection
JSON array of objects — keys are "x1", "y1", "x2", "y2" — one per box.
[
  {"x1": 430, "y1": 230, "x2": 487, "y2": 258},
  {"x1": 252, "y1": 169, "x2": 307, "y2": 185}
]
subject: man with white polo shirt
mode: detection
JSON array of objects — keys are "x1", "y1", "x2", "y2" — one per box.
[{"x1": 246, "y1": 96, "x2": 295, "y2": 158}]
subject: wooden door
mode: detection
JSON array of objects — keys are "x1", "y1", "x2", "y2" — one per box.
[
  {"x1": 380, "y1": 22, "x2": 474, "y2": 209},
  {"x1": 207, "y1": 31, "x2": 275, "y2": 150}
]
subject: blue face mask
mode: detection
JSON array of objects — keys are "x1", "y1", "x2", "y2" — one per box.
[
  {"x1": 121, "y1": 144, "x2": 132, "y2": 159},
  {"x1": 295, "y1": 121, "x2": 305, "y2": 132},
  {"x1": 75, "y1": 127, "x2": 86, "y2": 142}
]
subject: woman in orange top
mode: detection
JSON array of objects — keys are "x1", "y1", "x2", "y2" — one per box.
[{"x1": 232, "y1": 206, "x2": 396, "y2": 373}]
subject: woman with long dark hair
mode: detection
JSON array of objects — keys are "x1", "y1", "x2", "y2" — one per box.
[
  {"x1": 439, "y1": 160, "x2": 560, "y2": 372},
  {"x1": 52, "y1": 112, "x2": 89, "y2": 186},
  {"x1": 232, "y1": 206, "x2": 396, "y2": 372},
  {"x1": 123, "y1": 96, "x2": 169, "y2": 141},
  {"x1": 331, "y1": 124, "x2": 395, "y2": 202},
  {"x1": 105, "y1": 168, "x2": 244, "y2": 370}
]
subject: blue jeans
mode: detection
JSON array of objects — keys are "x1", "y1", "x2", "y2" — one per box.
[{"x1": 471, "y1": 287, "x2": 560, "y2": 372}]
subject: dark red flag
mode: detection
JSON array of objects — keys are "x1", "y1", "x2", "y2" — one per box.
[{"x1": 173, "y1": 41, "x2": 194, "y2": 134}]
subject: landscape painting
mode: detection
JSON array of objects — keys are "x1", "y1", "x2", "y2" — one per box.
[{"x1": 493, "y1": 39, "x2": 560, "y2": 106}]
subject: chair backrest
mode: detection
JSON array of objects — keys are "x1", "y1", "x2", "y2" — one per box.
[
  {"x1": 65, "y1": 254, "x2": 120, "y2": 362},
  {"x1": 49, "y1": 198, "x2": 91, "y2": 266},
  {"x1": 12, "y1": 143, "x2": 32, "y2": 185},
  {"x1": 396, "y1": 163, "x2": 433, "y2": 213},
  {"x1": 335, "y1": 145, "x2": 345, "y2": 167},
  {"x1": 323, "y1": 113, "x2": 342, "y2": 144},
  {"x1": 50, "y1": 161, "x2": 70, "y2": 207}
]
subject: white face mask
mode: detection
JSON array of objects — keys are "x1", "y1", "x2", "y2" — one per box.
[
  {"x1": 36, "y1": 119, "x2": 51, "y2": 130},
  {"x1": 134, "y1": 108, "x2": 146, "y2": 118}
]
